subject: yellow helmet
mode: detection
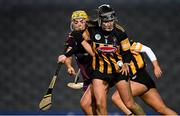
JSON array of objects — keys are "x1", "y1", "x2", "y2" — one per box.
[{"x1": 71, "y1": 10, "x2": 89, "y2": 21}]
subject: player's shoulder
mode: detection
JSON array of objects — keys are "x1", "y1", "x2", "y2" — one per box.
[
  {"x1": 114, "y1": 23, "x2": 128, "y2": 40},
  {"x1": 115, "y1": 23, "x2": 125, "y2": 33},
  {"x1": 67, "y1": 32, "x2": 74, "y2": 38}
]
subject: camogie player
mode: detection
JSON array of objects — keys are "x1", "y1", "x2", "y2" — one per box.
[
  {"x1": 58, "y1": 10, "x2": 96, "y2": 115},
  {"x1": 111, "y1": 41, "x2": 178, "y2": 115},
  {"x1": 80, "y1": 4, "x2": 145, "y2": 115}
]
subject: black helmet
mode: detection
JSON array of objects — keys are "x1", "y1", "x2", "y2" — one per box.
[{"x1": 98, "y1": 4, "x2": 116, "y2": 21}]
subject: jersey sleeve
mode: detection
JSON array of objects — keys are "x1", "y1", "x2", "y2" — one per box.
[
  {"x1": 117, "y1": 30, "x2": 132, "y2": 63},
  {"x1": 65, "y1": 33, "x2": 74, "y2": 48},
  {"x1": 115, "y1": 24, "x2": 131, "y2": 52},
  {"x1": 63, "y1": 32, "x2": 76, "y2": 57},
  {"x1": 64, "y1": 30, "x2": 86, "y2": 57},
  {"x1": 130, "y1": 42, "x2": 143, "y2": 52},
  {"x1": 130, "y1": 42, "x2": 157, "y2": 62}
]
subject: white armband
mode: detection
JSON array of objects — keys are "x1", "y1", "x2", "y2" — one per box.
[{"x1": 140, "y1": 45, "x2": 157, "y2": 61}]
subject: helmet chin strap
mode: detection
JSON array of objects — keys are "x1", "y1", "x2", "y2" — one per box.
[{"x1": 102, "y1": 25, "x2": 114, "y2": 31}]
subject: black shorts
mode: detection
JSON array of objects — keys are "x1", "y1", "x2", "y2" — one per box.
[
  {"x1": 130, "y1": 68, "x2": 156, "y2": 90},
  {"x1": 91, "y1": 70, "x2": 129, "y2": 88}
]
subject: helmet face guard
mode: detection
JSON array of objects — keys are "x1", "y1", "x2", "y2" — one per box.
[
  {"x1": 99, "y1": 11, "x2": 116, "y2": 21},
  {"x1": 97, "y1": 4, "x2": 116, "y2": 26}
]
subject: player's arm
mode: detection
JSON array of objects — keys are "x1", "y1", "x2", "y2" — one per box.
[
  {"x1": 140, "y1": 44, "x2": 162, "y2": 78},
  {"x1": 151, "y1": 60, "x2": 162, "y2": 78},
  {"x1": 64, "y1": 47, "x2": 76, "y2": 76},
  {"x1": 131, "y1": 42, "x2": 162, "y2": 78},
  {"x1": 81, "y1": 41, "x2": 94, "y2": 57},
  {"x1": 119, "y1": 32, "x2": 132, "y2": 75},
  {"x1": 58, "y1": 32, "x2": 80, "y2": 63},
  {"x1": 58, "y1": 30, "x2": 91, "y2": 62},
  {"x1": 116, "y1": 26, "x2": 132, "y2": 64},
  {"x1": 57, "y1": 46, "x2": 76, "y2": 75},
  {"x1": 71, "y1": 29, "x2": 95, "y2": 57},
  {"x1": 140, "y1": 44, "x2": 157, "y2": 62},
  {"x1": 81, "y1": 29, "x2": 95, "y2": 57},
  {"x1": 58, "y1": 34, "x2": 76, "y2": 75}
]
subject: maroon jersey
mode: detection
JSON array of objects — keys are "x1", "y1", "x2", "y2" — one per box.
[{"x1": 65, "y1": 32, "x2": 92, "y2": 91}]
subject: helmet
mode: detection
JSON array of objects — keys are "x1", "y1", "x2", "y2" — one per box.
[
  {"x1": 71, "y1": 10, "x2": 89, "y2": 21},
  {"x1": 98, "y1": 4, "x2": 116, "y2": 21}
]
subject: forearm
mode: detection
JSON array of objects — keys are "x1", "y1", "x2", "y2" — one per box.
[
  {"x1": 64, "y1": 57, "x2": 73, "y2": 68},
  {"x1": 152, "y1": 60, "x2": 160, "y2": 69},
  {"x1": 64, "y1": 56, "x2": 76, "y2": 76},
  {"x1": 81, "y1": 40, "x2": 94, "y2": 57},
  {"x1": 64, "y1": 45, "x2": 79, "y2": 58},
  {"x1": 64, "y1": 47, "x2": 73, "y2": 68}
]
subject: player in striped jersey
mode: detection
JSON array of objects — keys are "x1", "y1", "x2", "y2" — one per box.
[
  {"x1": 85, "y1": 4, "x2": 145, "y2": 115},
  {"x1": 71, "y1": 8, "x2": 176, "y2": 114},
  {"x1": 59, "y1": 14, "x2": 177, "y2": 114},
  {"x1": 111, "y1": 41, "x2": 177, "y2": 115}
]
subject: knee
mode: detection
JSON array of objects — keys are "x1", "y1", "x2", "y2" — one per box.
[
  {"x1": 80, "y1": 99, "x2": 90, "y2": 110},
  {"x1": 124, "y1": 101, "x2": 136, "y2": 110},
  {"x1": 156, "y1": 106, "x2": 166, "y2": 114},
  {"x1": 111, "y1": 93, "x2": 118, "y2": 104},
  {"x1": 96, "y1": 99, "x2": 106, "y2": 110}
]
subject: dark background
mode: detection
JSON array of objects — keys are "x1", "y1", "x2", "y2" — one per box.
[{"x1": 0, "y1": 0, "x2": 179, "y2": 115}]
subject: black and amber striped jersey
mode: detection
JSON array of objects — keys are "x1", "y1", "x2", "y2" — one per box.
[
  {"x1": 88, "y1": 23, "x2": 132, "y2": 74},
  {"x1": 129, "y1": 53, "x2": 145, "y2": 76},
  {"x1": 127, "y1": 42, "x2": 146, "y2": 76},
  {"x1": 115, "y1": 42, "x2": 146, "y2": 76}
]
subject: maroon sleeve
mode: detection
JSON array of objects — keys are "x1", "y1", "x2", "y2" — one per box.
[
  {"x1": 63, "y1": 32, "x2": 76, "y2": 57},
  {"x1": 65, "y1": 32, "x2": 75, "y2": 48}
]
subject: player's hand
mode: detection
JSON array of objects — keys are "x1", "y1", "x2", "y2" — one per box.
[
  {"x1": 152, "y1": 60, "x2": 162, "y2": 78},
  {"x1": 154, "y1": 65, "x2": 162, "y2": 78},
  {"x1": 67, "y1": 66, "x2": 76, "y2": 76},
  {"x1": 120, "y1": 63, "x2": 130, "y2": 76},
  {"x1": 58, "y1": 55, "x2": 67, "y2": 63}
]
